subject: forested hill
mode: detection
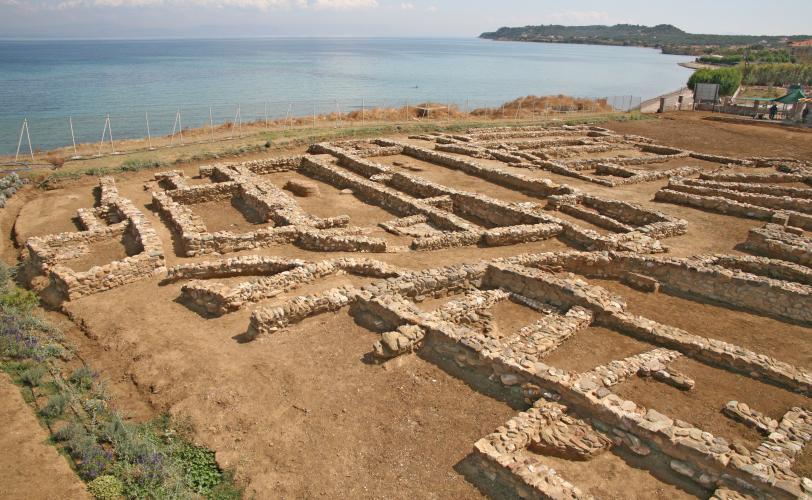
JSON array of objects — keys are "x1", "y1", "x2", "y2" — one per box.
[{"x1": 479, "y1": 24, "x2": 811, "y2": 55}]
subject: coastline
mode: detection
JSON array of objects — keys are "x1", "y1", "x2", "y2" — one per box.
[
  {"x1": 480, "y1": 37, "x2": 700, "y2": 72},
  {"x1": 1, "y1": 38, "x2": 691, "y2": 154},
  {"x1": 678, "y1": 61, "x2": 717, "y2": 70}
]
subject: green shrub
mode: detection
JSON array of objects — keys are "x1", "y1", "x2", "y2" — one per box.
[
  {"x1": 175, "y1": 444, "x2": 222, "y2": 494},
  {"x1": 0, "y1": 287, "x2": 39, "y2": 311},
  {"x1": 207, "y1": 470, "x2": 243, "y2": 500},
  {"x1": 1, "y1": 301, "x2": 64, "y2": 360},
  {"x1": 40, "y1": 392, "x2": 70, "y2": 419},
  {"x1": 20, "y1": 365, "x2": 46, "y2": 387},
  {"x1": 687, "y1": 67, "x2": 743, "y2": 96},
  {"x1": 102, "y1": 415, "x2": 156, "y2": 462},
  {"x1": 698, "y1": 55, "x2": 742, "y2": 66},
  {"x1": 87, "y1": 475, "x2": 124, "y2": 500},
  {"x1": 742, "y1": 63, "x2": 812, "y2": 86},
  {"x1": 85, "y1": 167, "x2": 113, "y2": 177},
  {"x1": 120, "y1": 158, "x2": 166, "y2": 172},
  {"x1": 64, "y1": 426, "x2": 98, "y2": 460},
  {"x1": 53, "y1": 421, "x2": 83, "y2": 442},
  {"x1": 69, "y1": 366, "x2": 95, "y2": 391},
  {"x1": 0, "y1": 264, "x2": 11, "y2": 292}
]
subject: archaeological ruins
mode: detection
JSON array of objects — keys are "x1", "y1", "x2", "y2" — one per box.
[{"x1": 13, "y1": 121, "x2": 812, "y2": 499}]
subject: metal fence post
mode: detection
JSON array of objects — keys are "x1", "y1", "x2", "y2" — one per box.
[
  {"x1": 69, "y1": 116, "x2": 78, "y2": 155},
  {"x1": 145, "y1": 111, "x2": 153, "y2": 150}
]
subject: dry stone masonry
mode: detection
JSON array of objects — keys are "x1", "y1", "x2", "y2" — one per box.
[
  {"x1": 20, "y1": 124, "x2": 812, "y2": 499},
  {"x1": 26, "y1": 176, "x2": 165, "y2": 301}
]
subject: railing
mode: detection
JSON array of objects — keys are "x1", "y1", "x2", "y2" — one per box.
[{"x1": 1, "y1": 94, "x2": 641, "y2": 165}]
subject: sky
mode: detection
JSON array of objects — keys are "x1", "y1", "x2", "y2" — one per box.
[{"x1": 1, "y1": 0, "x2": 811, "y2": 39}]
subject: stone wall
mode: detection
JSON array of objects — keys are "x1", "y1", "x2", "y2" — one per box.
[
  {"x1": 153, "y1": 163, "x2": 396, "y2": 256},
  {"x1": 200, "y1": 156, "x2": 302, "y2": 177},
  {"x1": 345, "y1": 257, "x2": 809, "y2": 498},
  {"x1": 26, "y1": 177, "x2": 165, "y2": 301},
  {"x1": 176, "y1": 257, "x2": 404, "y2": 316},
  {"x1": 655, "y1": 184, "x2": 812, "y2": 231},
  {"x1": 663, "y1": 179, "x2": 812, "y2": 214},
  {"x1": 384, "y1": 140, "x2": 564, "y2": 198},
  {"x1": 510, "y1": 251, "x2": 812, "y2": 325},
  {"x1": 300, "y1": 155, "x2": 474, "y2": 233},
  {"x1": 700, "y1": 254, "x2": 812, "y2": 285},
  {"x1": 744, "y1": 224, "x2": 811, "y2": 266}
]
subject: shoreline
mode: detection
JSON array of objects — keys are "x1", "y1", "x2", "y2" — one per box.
[
  {"x1": 678, "y1": 61, "x2": 717, "y2": 70},
  {"x1": 1, "y1": 96, "x2": 629, "y2": 163}
]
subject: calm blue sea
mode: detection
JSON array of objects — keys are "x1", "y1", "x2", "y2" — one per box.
[{"x1": 0, "y1": 38, "x2": 692, "y2": 154}]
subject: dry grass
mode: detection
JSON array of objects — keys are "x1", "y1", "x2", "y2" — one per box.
[
  {"x1": 1, "y1": 95, "x2": 620, "y2": 167},
  {"x1": 2, "y1": 96, "x2": 643, "y2": 188},
  {"x1": 472, "y1": 95, "x2": 614, "y2": 118}
]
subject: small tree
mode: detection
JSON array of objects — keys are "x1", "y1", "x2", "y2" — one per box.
[{"x1": 687, "y1": 67, "x2": 743, "y2": 96}]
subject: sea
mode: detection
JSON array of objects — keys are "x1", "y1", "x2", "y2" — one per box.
[{"x1": 0, "y1": 37, "x2": 693, "y2": 154}]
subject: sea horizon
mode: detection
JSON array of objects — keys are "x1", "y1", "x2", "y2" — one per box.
[{"x1": 0, "y1": 37, "x2": 692, "y2": 153}]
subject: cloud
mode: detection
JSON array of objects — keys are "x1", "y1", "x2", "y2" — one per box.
[
  {"x1": 426, "y1": 4, "x2": 435, "y2": 12},
  {"x1": 311, "y1": 0, "x2": 377, "y2": 8},
  {"x1": 399, "y1": 2, "x2": 413, "y2": 9},
  {"x1": 11, "y1": 0, "x2": 376, "y2": 10},
  {"x1": 541, "y1": 10, "x2": 610, "y2": 24}
]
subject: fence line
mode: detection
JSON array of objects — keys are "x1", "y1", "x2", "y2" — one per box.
[{"x1": 2, "y1": 94, "x2": 641, "y2": 165}]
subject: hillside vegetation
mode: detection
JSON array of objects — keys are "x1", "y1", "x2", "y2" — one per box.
[
  {"x1": 480, "y1": 24, "x2": 811, "y2": 56},
  {"x1": 687, "y1": 64, "x2": 812, "y2": 96}
]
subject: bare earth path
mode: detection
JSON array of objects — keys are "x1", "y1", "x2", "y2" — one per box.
[{"x1": 0, "y1": 372, "x2": 89, "y2": 500}]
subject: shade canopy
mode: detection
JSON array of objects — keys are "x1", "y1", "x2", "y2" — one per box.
[{"x1": 773, "y1": 88, "x2": 807, "y2": 104}]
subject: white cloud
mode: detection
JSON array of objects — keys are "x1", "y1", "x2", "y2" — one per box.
[
  {"x1": 15, "y1": 0, "x2": 376, "y2": 10},
  {"x1": 311, "y1": 0, "x2": 377, "y2": 9},
  {"x1": 399, "y1": 2, "x2": 413, "y2": 9},
  {"x1": 541, "y1": 10, "x2": 610, "y2": 24},
  {"x1": 426, "y1": 4, "x2": 435, "y2": 12}
]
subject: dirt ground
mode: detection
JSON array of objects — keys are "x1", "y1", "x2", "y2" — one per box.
[
  {"x1": 592, "y1": 279, "x2": 812, "y2": 368},
  {"x1": 605, "y1": 112, "x2": 812, "y2": 160},
  {"x1": 0, "y1": 373, "x2": 90, "y2": 499},
  {"x1": 2, "y1": 113, "x2": 810, "y2": 499}
]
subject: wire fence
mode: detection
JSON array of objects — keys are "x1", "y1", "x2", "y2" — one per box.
[{"x1": 2, "y1": 94, "x2": 642, "y2": 164}]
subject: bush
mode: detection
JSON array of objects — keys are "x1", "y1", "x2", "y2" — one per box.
[
  {"x1": 742, "y1": 63, "x2": 812, "y2": 87},
  {"x1": 85, "y1": 167, "x2": 113, "y2": 177},
  {"x1": 687, "y1": 67, "x2": 743, "y2": 96},
  {"x1": 53, "y1": 421, "x2": 83, "y2": 442},
  {"x1": 20, "y1": 365, "x2": 46, "y2": 387},
  {"x1": 207, "y1": 470, "x2": 244, "y2": 500},
  {"x1": 175, "y1": 444, "x2": 223, "y2": 494},
  {"x1": 120, "y1": 158, "x2": 166, "y2": 172},
  {"x1": 41, "y1": 392, "x2": 70, "y2": 419},
  {"x1": 87, "y1": 475, "x2": 124, "y2": 500},
  {"x1": 79, "y1": 444, "x2": 115, "y2": 480},
  {"x1": 0, "y1": 287, "x2": 39, "y2": 311},
  {"x1": 698, "y1": 55, "x2": 742, "y2": 66},
  {"x1": 69, "y1": 366, "x2": 96, "y2": 391}
]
